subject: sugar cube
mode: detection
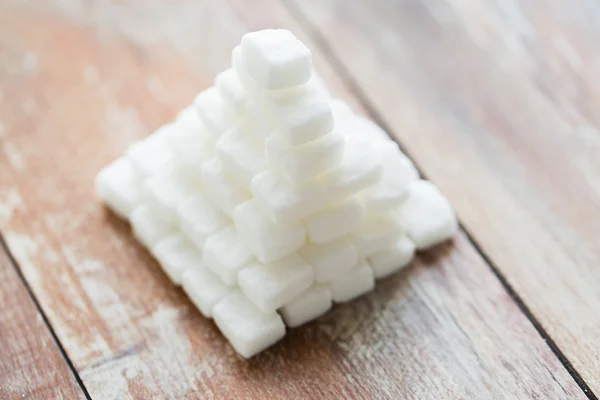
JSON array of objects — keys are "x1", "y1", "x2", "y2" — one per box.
[
  {"x1": 168, "y1": 107, "x2": 215, "y2": 172},
  {"x1": 352, "y1": 212, "x2": 404, "y2": 258},
  {"x1": 323, "y1": 137, "x2": 383, "y2": 202},
  {"x1": 330, "y1": 261, "x2": 375, "y2": 303},
  {"x1": 176, "y1": 104, "x2": 204, "y2": 127},
  {"x1": 264, "y1": 72, "x2": 330, "y2": 102},
  {"x1": 237, "y1": 254, "x2": 314, "y2": 313},
  {"x1": 369, "y1": 237, "x2": 415, "y2": 279},
  {"x1": 126, "y1": 126, "x2": 174, "y2": 177},
  {"x1": 349, "y1": 116, "x2": 391, "y2": 142},
  {"x1": 203, "y1": 226, "x2": 254, "y2": 286},
  {"x1": 213, "y1": 291, "x2": 286, "y2": 358},
  {"x1": 232, "y1": 45, "x2": 259, "y2": 97},
  {"x1": 311, "y1": 71, "x2": 331, "y2": 100},
  {"x1": 215, "y1": 68, "x2": 248, "y2": 114},
  {"x1": 130, "y1": 205, "x2": 177, "y2": 248},
  {"x1": 177, "y1": 195, "x2": 229, "y2": 248},
  {"x1": 279, "y1": 284, "x2": 332, "y2": 327},
  {"x1": 216, "y1": 126, "x2": 267, "y2": 189},
  {"x1": 265, "y1": 81, "x2": 333, "y2": 146},
  {"x1": 95, "y1": 157, "x2": 141, "y2": 220},
  {"x1": 233, "y1": 199, "x2": 306, "y2": 263},
  {"x1": 152, "y1": 233, "x2": 202, "y2": 285},
  {"x1": 181, "y1": 265, "x2": 232, "y2": 318},
  {"x1": 235, "y1": 44, "x2": 304, "y2": 101},
  {"x1": 202, "y1": 157, "x2": 251, "y2": 216},
  {"x1": 298, "y1": 238, "x2": 358, "y2": 283},
  {"x1": 243, "y1": 102, "x2": 272, "y2": 140},
  {"x1": 304, "y1": 197, "x2": 365, "y2": 244},
  {"x1": 251, "y1": 169, "x2": 327, "y2": 223},
  {"x1": 363, "y1": 142, "x2": 418, "y2": 209},
  {"x1": 142, "y1": 166, "x2": 201, "y2": 223},
  {"x1": 331, "y1": 99, "x2": 354, "y2": 120},
  {"x1": 266, "y1": 130, "x2": 344, "y2": 184},
  {"x1": 397, "y1": 180, "x2": 458, "y2": 249},
  {"x1": 240, "y1": 29, "x2": 312, "y2": 90},
  {"x1": 193, "y1": 87, "x2": 234, "y2": 135}
]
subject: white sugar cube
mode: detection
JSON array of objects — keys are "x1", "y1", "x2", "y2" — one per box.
[
  {"x1": 202, "y1": 158, "x2": 251, "y2": 216},
  {"x1": 234, "y1": 44, "x2": 301, "y2": 100},
  {"x1": 372, "y1": 139, "x2": 416, "y2": 166},
  {"x1": 152, "y1": 233, "x2": 202, "y2": 285},
  {"x1": 331, "y1": 99, "x2": 354, "y2": 120},
  {"x1": 237, "y1": 64, "x2": 327, "y2": 103},
  {"x1": 304, "y1": 197, "x2": 364, "y2": 244},
  {"x1": 203, "y1": 226, "x2": 254, "y2": 286},
  {"x1": 215, "y1": 68, "x2": 247, "y2": 114},
  {"x1": 95, "y1": 157, "x2": 141, "y2": 220},
  {"x1": 323, "y1": 137, "x2": 383, "y2": 202},
  {"x1": 266, "y1": 130, "x2": 344, "y2": 184},
  {"x1": 352, "y1": 213, "x2": 404, "y2": 258},
  {"x1": 126, "y1": 126, "x2": 174, "y2": 177},
  {"x1": 176, "y1": 104, "x2": 204, "y2": 127},
  {"x1": 237, "y1": 254, "x2": 314, "y2": 313},
  {"x1": 363, "y1": 142, "x2": 418, "y2": 209},
  {"x1": 265, "y1": 72, "x2": 330, "y2": 102},
  {"x1": 311, "y1": 71, "x2": 331, "y2": 100},
  {"x1": 130, "y1": 205, "x2": 177, "y2": 248},
  {"x1": 241, "y1": 29, "x2": 312, "y2": 90},
  {"x1": 251, "y1": 169, "x2": 327, "y2": 223},
  {"x1": 142, "y1": 166, "x2": 201, "y2": 223},
  {"x1": 177, "y1": 195, "x2": 229, "y2": 248},
  {"x1": 279, "y1": 284, "x2": 332, "y2": 327},
  {"x1": 233, "y1": 199, "x2": 306, "y2": 263},
  {"x1": 336, "y1": 113, "x2": 390, "y2": 144},
  {"x1": 181, "y1": 265, "x2": 232, "y2": 318},
  {"x1": 349, "y1": 116, "x2": 391, "y2": 142},
  {"x1": 213, "y1": 291, "x2": 286, "y2": 358},
  {"x1": 397, "y1": 180, "x2": 458, "y2": 249},
  {"x1": 243, "y1": 102, "x2": 272, "y2": 139},
  {"x1": 216, "y1": 127, "x2": 267, "y2": 189},
  {"x1": 266, "y1": 81, "x2": 333, "y2": 146},
  {"x1": 232, "y1": 45, "x2": 259, "y2": 97},
  {"x1": 298, "y1": 238, "x2": 358, "y2": 283},
  {"x1": 330, "y1": 261, "x2": 375, "y2": 303},
  {"x1": 193, "y1": 87, "x2": 234, "y2": 135},
  {"x1": 168, "y1": 107, "x2": 215, "y2": 172},
  {"x1": 333, "y1": 114, "x2": 360, "y2": 139},
  {"x1": 369, "y1": 237, "x2": 415, "y2": 279}
]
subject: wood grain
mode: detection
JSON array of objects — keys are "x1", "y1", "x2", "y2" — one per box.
[
  {"x1": 0, "y1": 0, "x2": 589, "y2": 398},
  {"x1": 0, "y1": 245, "x2": 85, "y2": 399},
  {"x1": 289, "y1": 0, "x2": 600, "y2": 393}
]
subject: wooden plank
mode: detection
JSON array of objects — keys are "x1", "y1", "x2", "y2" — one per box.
[
  {"x1": 0, "y1": 246, "x2": 85, "y2": 399},
  {"x1": 288, "y1": 0, "x2": 600, "y2": 393},
  {"x1": 0, "y1": 0, "x2": 586, "y2": 398}
]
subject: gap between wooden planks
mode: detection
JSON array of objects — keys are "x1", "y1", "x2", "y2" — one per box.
[
  {"x1": 0, "y1": 0, "x2": 592, "y2": 398},
  {"x1": 284, "y1": 0, "x2": 600, "y2": 396},
  {"x1": 0, "y1": 238, "x2": 86, "y2": 399}
]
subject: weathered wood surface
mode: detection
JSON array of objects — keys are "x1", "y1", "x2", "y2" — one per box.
[
  {"x1": 0, "y1": 245, "x2": 85, "y2": 399},
  {"x1": 0, "y1": 0, "x2": 594, "y2": 398},
  {"x1": 289, "y1": 0, "x2": 600, "y2": 393}
]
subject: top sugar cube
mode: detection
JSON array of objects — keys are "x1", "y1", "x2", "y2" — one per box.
[{"x1": 241, "y1": 29, "x2": 312, "y2": 90}]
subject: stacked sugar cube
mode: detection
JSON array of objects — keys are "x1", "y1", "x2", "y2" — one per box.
[{"x1": 96, "y1": 29, "x2": 457, "y2": 358}]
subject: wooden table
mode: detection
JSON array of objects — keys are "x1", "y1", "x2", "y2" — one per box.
[{"x1": 1, "y1": 0, "x2": 599, "y2": 398}]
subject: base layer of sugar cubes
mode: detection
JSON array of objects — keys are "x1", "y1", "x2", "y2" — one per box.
[{"x1": 96, "y1": 29, "x2": 458, "y2": 358}]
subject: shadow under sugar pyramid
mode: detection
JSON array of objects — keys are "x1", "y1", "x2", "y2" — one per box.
[{"x1": 95, "y1": 29, "x2": 458, "y2": 358}]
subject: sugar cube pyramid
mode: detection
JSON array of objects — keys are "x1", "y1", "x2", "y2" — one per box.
[{"x1": 96, "y1": 29, "x2": 458, "y2": 358}]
